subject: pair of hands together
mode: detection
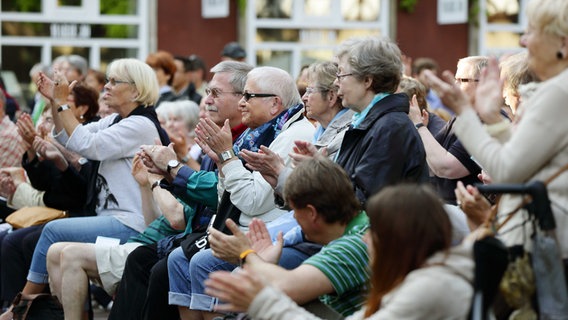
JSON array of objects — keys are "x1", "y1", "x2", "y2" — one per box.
[{"x1": 202, "y1": 217, "x2": 281, "y2": 313}]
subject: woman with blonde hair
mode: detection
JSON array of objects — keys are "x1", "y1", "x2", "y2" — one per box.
[
  {"x1": 0, "y1": 58, "x2": 169, "y2": 320},
  {"x1": 425, "y1": 0, "x2": 568, "y2": 289}
]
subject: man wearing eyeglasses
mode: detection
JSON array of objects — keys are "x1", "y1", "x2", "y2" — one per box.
[
  {"x1": 106, "y1": 61, "x2": 252, "y2": 320},
  {"x1": 166, "y1": 66, "x2": 316, "y2": 320},
  {"x1": 409, "y1": 56, "x2": 488, "y2": 205}
]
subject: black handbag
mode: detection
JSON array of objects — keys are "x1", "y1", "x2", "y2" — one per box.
[
  {"x1": 11, "y1": 293, "x2": 64, "y2": 320},
  {"x1": 180, "y1": 190, "x2": 242, "y2": 260}
]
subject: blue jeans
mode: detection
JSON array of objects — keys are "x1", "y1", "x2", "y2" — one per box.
[
  {"x1": 168, "y1": 246, "x2": 310, "y2": 311},
  {"x1": 27, "y1": 216, "x2": 139, "y2": 284}
]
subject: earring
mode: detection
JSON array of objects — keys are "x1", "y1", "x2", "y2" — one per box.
[
  {"x1": 80, "y1": 114, "x2": 84, "y2": 120},
  {"x1": 557, "y1": 51, "x2": 564, "y2": 60}
]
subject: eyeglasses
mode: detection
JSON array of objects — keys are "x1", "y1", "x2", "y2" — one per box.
[
  {"x1": 106, "y1": 77, "x2": 134, "y2": 86},
  {"x1": 305, "y1": 87, "x2": 329, "y2": 95},
  {"x1": 205, "y1": 87, "x2": 242, "y2": 99},
  {"x1": 242, "y1": 92, "x2": 277, "y2": 102},
  {"x1": 455, "y1": 78, "x2": 479, "y2": 84},
  {"x1": 336, "y1": 72, "x2": 353, "y2": 82}
]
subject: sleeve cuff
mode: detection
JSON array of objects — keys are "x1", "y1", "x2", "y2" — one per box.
[{"x1": 170, "y1": 166, "x2": 195, "y2": 197}]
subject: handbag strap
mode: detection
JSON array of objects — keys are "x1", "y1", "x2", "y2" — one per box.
[{"x1": 485, "y1": 162, "x2": 568, "y2": 232}]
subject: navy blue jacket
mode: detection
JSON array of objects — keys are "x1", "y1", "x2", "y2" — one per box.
[{"x1": 336, "y1": 93, "x2": 428, "y2": 205}]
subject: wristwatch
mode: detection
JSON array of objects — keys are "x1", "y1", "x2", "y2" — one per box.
[
  {"x1": 414, "y1": 123, "x2": 425, "y2": 130},
  {"x1": 219, "y1": 149, "x2": 236, "y2": 163},
  {"x1": 57, "y1": 104, "x2": 70, "y2": 113},
  {"x1": 167, "y1": 159, "x2": 181, "y2": 174},
  {"x1": 77, "y1": 157, "x2": 88, "y2": 166}
]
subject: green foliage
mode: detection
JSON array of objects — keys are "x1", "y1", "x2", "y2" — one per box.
[
  {"x1": 2, "y1": 0, "x2": 41, "y2": 12},
  {"x1": 100, "y1": 0, "x2": 137, "y2": 38},
  {"x1": 399, "y1": 0, "x2": 419, "y2": 13},
  {"x1": 237, "y1": 0, "x2": 247, "y2": 17}
]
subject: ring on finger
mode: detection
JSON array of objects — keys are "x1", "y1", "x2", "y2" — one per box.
[{"x1": 206, "y1": 136, "x2": 211, "y2": 140}]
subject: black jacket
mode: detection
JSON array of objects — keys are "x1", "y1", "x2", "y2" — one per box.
[{"x1": 335, "y1": 93, "x2": 428, "y2": 205}]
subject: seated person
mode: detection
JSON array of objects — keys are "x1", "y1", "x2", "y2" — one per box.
[
  {"x1": 46, "y1": 155, "x2": 216, "y2": 319},
  {"x1": 206, "y1": 183, "x2": 474, "y2": 320},
  {"x1": 166, "y1": 65, "x2": 316, "y2": 319},
  {"x1": 181, "y1": 157, "x2": 370, "y2": 319}
]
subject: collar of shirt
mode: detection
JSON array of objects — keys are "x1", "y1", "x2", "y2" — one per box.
[{"x1": 351, "y1": 93, "x2": 389, "y2": 128}]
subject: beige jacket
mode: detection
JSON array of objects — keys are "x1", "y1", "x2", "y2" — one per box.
[
  {"x1": 247, "y1": 245, "x2": 474, "y2": 320},
  {"x1": 454, "y1": 68, "x2": 568, "y2": 258}
]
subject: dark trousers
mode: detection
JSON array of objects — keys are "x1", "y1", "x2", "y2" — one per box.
[
  {"x1": 108, "y1": 243, "x2": 178, "y2": 320},
  {"x1": 0, "y1": 225, "x2": 44, "y2": 304}
]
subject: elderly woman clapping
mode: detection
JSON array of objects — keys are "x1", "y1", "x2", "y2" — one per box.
[
  {"x1": 425, "y1": 0, "x2": 568, "y2": 283},
  {"x1": 0, "y1": 58, "x2": 169, "y2": 320}
]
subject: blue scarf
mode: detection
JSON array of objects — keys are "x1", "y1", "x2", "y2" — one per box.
[{"x1": 233, "y1": 104, "x2": 304, "y2": 157}]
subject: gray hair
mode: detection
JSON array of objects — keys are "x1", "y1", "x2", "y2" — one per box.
[
  {"x1": 336, "y1": 36, "x2": 403, "y2": 94},
  {"x1": 457, "y1": 56, "x2": 489, "y2": 78},
  {"x1": 156, "y1": 100, "x2": 200, "y2": 135},
  {"x1": 107, "y1": 58, "x2": 159, "y2": 107},
  {"x1": 210, "y1": 61, "x2": 253, "y2": 93},
  {"x1": 29, "y1": 63, "x2": 50, "y2": 77},
  {"x1": 67, "y1": 55, "x2": 89, "y2": 77},
  {"x1": 307, "y1": 61, "x2": 339, "y2": 92},
  {"x1": 246, "y1": 66, "x2": 302, "y2": 109}
]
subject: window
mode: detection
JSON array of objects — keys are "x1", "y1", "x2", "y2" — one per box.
[
  {"x1": 247, "y1": 0, "x2": 389, "y2": 78},
  {"x1": 479, "y1": 0, "x2": 526, "y2": 56}
]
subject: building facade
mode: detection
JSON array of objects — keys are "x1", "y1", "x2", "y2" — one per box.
[{"x1": 0, "y1": 0, "x2": 526, "y2": 107}]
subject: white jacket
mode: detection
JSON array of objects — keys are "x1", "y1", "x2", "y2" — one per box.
[{"x1": 218, "y1": 111, "x2": 315, "y2": 227}]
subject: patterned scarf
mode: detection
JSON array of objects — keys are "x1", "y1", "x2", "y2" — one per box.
[{"x1": 233, "y1": 103, "x2": 304, "y2": 156}]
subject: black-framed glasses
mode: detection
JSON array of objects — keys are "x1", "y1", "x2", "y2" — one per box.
[
  {"x1": 336, "y1": 72, "x2": 353, "y2": 82},
  {"x1": 455, "y1": 78, "x2": 479, "y2": 84},
  {"x1": 205, "y1": 87, "x2": 242, "y2": 99},
  {"x1": 242, "y1": 92, "x2": 277, "y2": 102},
  {"x1": 106, "y1": 77, "x2": 134, "y2": 86}
]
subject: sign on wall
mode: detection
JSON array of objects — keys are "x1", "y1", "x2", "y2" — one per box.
[
  {"x1": 202, "y1": 0, "x2": 229, "y2": 18},
  {"x1": 437, "y1": 0, "x2": 468, "y2": 24}
]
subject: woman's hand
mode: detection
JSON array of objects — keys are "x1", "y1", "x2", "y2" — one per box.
[
  {"x1": 16, "y1": 113, "x2": 38, "y2": 147},
  {"x1": 205, "y1": 268, "x2": 267, "y2": 313},
  {"x1": 424, "y1": 70, "x2": 472, "y2": 115},
  {"x1": 455, "y1": 181, "x2": 492, "y2": 230},
  {"x1": 0, "y1": 167, "x2": 27, "y2": 186},
  {"x1": 408, "y1": 94, "x2": 428, "y2": 126},
  {"x1": 240, "y1": 146, "x2": 285, "y2": 189},
  {"x1": 32, "y1": 137, "x2": 68, "y2": 171},
  {"x1": 0, "y1": 173, "x2": 17, "y2": 199},
  {"x1": 289, "y1": 140, "x2": 325, "y2": 167},
  {"x1": 132, "y1": 155, "x2": 151, "y2": 187},
  {"x1": 474, "y1": 58, "x2": 505, "y2": 124}
]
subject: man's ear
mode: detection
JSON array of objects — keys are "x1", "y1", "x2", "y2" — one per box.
[{"x1": 306, "y1": 204, "x2": 319, "y2": 223}]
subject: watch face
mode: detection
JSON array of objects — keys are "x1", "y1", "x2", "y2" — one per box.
[
  {"x1": 168, "y1": 159, "x2": 180, "y2": 168},
  {"x1": 221, "y1": 151, "x2": 233, "y2": 161}
]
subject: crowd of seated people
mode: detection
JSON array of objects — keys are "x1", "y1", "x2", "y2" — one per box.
[{"x1": 1, "y1": 1, "x2": 568, "y2": 318}]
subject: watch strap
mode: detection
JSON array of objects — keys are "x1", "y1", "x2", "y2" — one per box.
[{"x1": 57, "y1": 104, "x2": 70, "y2": 113}]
